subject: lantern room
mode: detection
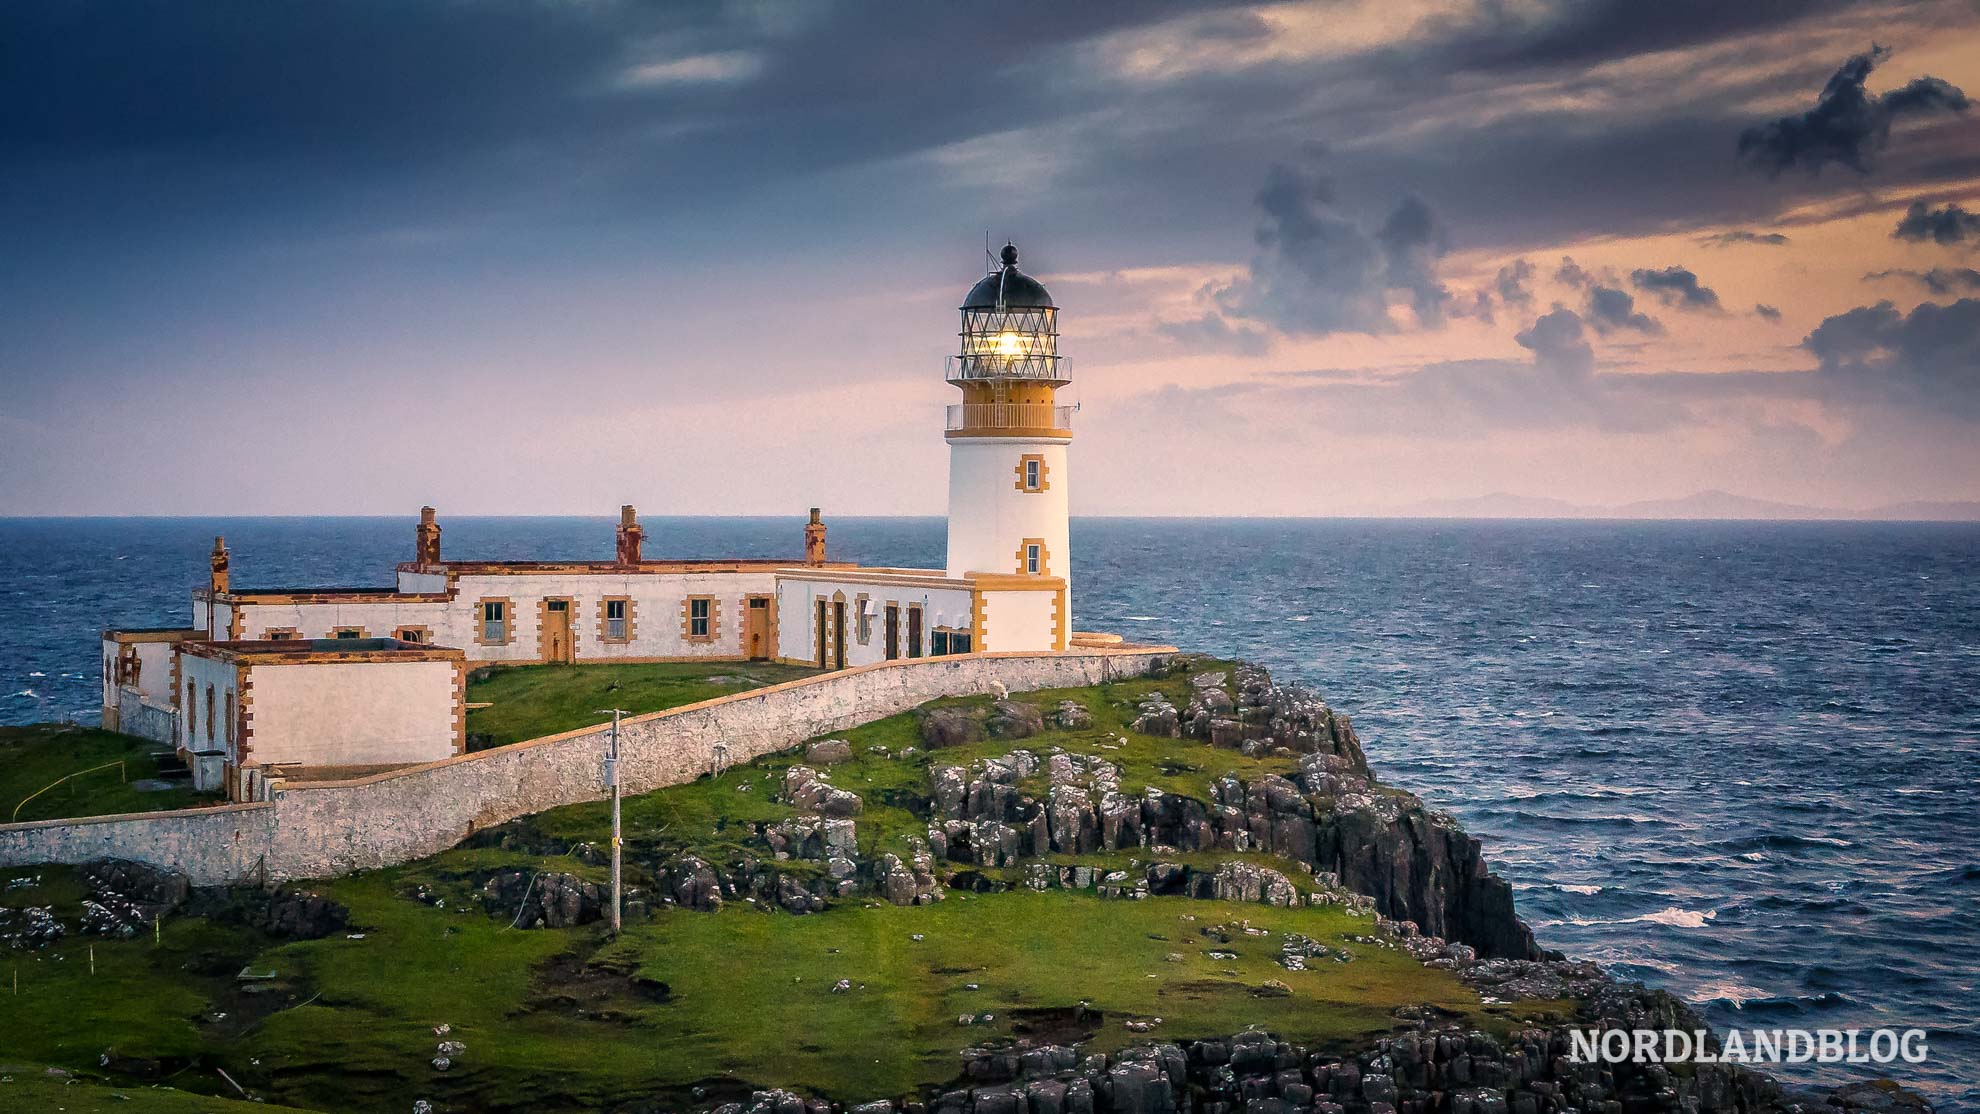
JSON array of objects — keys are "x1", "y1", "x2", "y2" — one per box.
[{"x1": 947, "y1": 243, "x2": 1073, "y2": 438}]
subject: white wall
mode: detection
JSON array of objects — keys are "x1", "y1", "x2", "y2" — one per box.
[
  {"x1": 226, "y1": 570, "x2": 784, "y2": 663},
  {"x1": 397, "y1": 570, "x2": 449, "y2": 593},
  {"x1": 980, "y1": 588, "x2": 1060, "y2": 652},
  {"x1": 945, "y1": 436, "x2": 1072, "y2": 619},
  {"x1": 177, "y1": 653, "x2": 238, "y2": 758},
  {"x1": 775, "y1": 576, "x2": 974, "y2": 666},
  {"x1": 231, "y1": 599, "x2": 449, "y2": 642},
  {"x1": 247, "y1": 660, "x2": 458, "y2": 768}
]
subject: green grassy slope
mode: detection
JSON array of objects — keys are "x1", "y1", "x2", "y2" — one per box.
[
  {"x1": 0, "y1": 725, "x2": 220, "y2": 823},
  {"x1": 463, "y1": 661, "x2": 820, "y2": 748}
]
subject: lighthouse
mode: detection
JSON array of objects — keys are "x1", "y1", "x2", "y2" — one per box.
[{"x1": 944, "y1": 243, "x2": 1073, "y2": 644}]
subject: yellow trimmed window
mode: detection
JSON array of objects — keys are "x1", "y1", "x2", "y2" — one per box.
[
  {"x1": 479, "y1": 601, "x2": 508, "y2": 644},
  {"x1": 686, "y1": 596, "x2": 714, "y2": 641}
]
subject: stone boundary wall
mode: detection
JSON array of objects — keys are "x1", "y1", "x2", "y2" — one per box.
[
  {"x1": 116, "y1": 689, "x2": 178, "y2": 745},
  {"x1": 0, "y1": 648, "x2": 1174, "y2": 885}
]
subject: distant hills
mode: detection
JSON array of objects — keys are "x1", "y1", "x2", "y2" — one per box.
[{"x1": 1370, "y1": 489, "x2": 1980, "y2": 522}]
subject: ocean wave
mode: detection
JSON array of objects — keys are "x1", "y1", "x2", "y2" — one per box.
[
  {"x1": 1569, "y1": 907, "x2": 1717, "y2": 929},
  {"x1": 1124, "y1": 616, "x2": 1161, "y2": 622},
  {"x1": 9, "y1": 689, "x2": 36, "y2": 699}
]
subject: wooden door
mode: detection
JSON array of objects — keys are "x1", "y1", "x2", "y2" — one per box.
[
  {"x1": 746, "y1": 597, "x2": 771, "y2": 660},
  {"x1": 543, "y1": 599, "x2": 573, "y2": 663},
  {"x1": 832, "y1": 601, "x2": 847, "y2": 669},
  {"x1": 884, "y1": 604, "x2": 900, "y2": 660},
  {"x1": 815, "y1": 599, "x2": 828, "y2": 668},
  {"x1": 906, "y1": 605, "x2": 923, "y2": 658}
]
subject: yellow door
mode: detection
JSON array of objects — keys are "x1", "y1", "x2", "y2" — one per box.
[
  {"x1": 543, "y1": 599, "x2": 573, "y2": 663},
  {"x1": 746, "y1": 597, "x2": 771, "y2": 660}
]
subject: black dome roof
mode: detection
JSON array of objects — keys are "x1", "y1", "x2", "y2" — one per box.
[{"x1": 963, "y1": 243, "x2": 1054, "y2": 310}]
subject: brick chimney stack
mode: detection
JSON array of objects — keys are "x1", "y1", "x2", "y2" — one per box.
[
  {"x1": 616, "y1": 505, "x2": 646, "y2": 565},
  {"x1": 415, "y1": 506, "x2": 443, "y2": 566},
  {"x1": 209, "y1": 536, "x2": 230, "y2": 594},
  {"x1": 804, "y1": 507, "x2": 828, "y2": 566}
]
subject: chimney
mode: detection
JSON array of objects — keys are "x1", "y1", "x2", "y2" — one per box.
[
  {"x1": 209, "y1": 536, "x2": 231, "y2": 595},
  {"x1": 804, "y1": 507, "x2": 828, "y2": 566},
  {"x1": 415, "y1": 506, "x2": 443, "y2": 566},
  {"x1": 616, "y1": 504, "x2": 646, "y2": 565}
]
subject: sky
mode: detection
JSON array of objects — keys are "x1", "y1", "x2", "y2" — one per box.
[{"x1": 2, "y1": 0, "x2": 1978, "y2": 517}]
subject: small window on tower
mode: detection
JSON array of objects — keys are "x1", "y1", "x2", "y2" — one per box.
[
  {"x1": 1026, "y1": 543, "x2": 1043, "y2": 575},
  {"x1": 1015, "y1": 453, "x2": 1048, "y2": 493}
]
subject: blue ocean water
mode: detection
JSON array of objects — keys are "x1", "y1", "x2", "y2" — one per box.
[{"x1": 2, "y1": 516, "x2": 1975, "y2": 1106}]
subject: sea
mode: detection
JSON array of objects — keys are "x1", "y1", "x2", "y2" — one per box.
[{"x1": 2, "y1": 516, "x2": 1975, "y2": 1107}]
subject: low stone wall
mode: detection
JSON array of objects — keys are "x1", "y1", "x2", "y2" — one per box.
[
  {"x1": 0, "y1": 648, "x2": 1174, "y2": 885},
  {"x1": 116, "y1": 690, "x2": 177, "y2": 745}
]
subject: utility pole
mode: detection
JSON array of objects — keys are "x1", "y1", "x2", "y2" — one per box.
[{"x1": 598, "y1": 708, "x2": 630, "y2": 936}]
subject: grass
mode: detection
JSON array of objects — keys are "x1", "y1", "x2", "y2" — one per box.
[
  {"x1": 0, "y1": 725, "x2": 221, "y2": 823},
  {"x1": 1, "y1": 861, "x2": 1508, "y2": 1112},
  {"x1": 0, "y1": 665, "x2": 1565, "y2": 1113},
  {"x1": 463, "y1": 661, "x2": 821, "y2": 748},
  {"x1": 0, "y1": 1074, "x2": 307, "y2": 1113}
]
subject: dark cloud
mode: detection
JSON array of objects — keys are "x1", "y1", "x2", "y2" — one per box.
[
  {"x1": 1865, "y1": 267, "x2": 1980, "y2": 295},
  {"x1": 1515, "y1": 306, "x2": 1595, "y2": 378},
  {"x1": 1737, "y1": 46, "x2": 1970, "y2": 176},
  {"x1": 1553, "y1": 256, "x2": 1663, "y2": 333},
  {"x1": 1585, "y1": 286, "x2": 1663, "y2": 334},
  {"x1": 1496, "y1": 259, "x2": 1537, "y2": 308},
  {"x1": 1555, "y1": 256, "x2": 1595, "y2": 288},
  {"x1": 1631, "y1": 265, "x2": 1723, "y2": 310},
  {"x1": 1755, "y1": 303, "x2": 1783, "y2": 320},
  {"x1": 1209, "y1": 162, "x2": 1454, "y2": 335},
  {"x1": 1376, "y1": 194, "x2": 1453, "y2": 326},
  {"x1": 1892, "y1": 200, "x2": 1980, "y2": 245},
  {"x1": 1805, "y1": 297, "x2": 1980, "y2": 414},
  {"x1": 1699, "y1": 230, "x2": 1790, "y2": 247}
]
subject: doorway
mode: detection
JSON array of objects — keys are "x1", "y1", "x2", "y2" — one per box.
[
  {"x1": 831, "y1": 599, "x2": 847, "y2": 669},
  {"x1": 542, "y1": 598, "x2": 573, "y2": 663},
  {"x1": 745, "y1": 596, "x2": 771, "y2": 660},
  {"x1": 884, "y1": 603, "x2": 900, "y2": 660},
  {"x1": 906, "y1": 604, "x2": 923, "y2": 658},
  {"x1": 815, "y1": 599, "x2": 828, "y2": 668}
]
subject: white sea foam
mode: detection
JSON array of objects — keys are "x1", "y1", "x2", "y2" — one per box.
[
  {"x1": 1692, "y1": 980, "x2": 1771, "y2": 1006},
  {"x1": 1124, "y1": 616, "x2": 1160, "y2": 622},
  {"x1": 1570, "y1": 907, "x2": 1716, "y2": 929},
  {"x1": 10, "y1": 689, "x2": 37, "y2": 699},
  {"x1": 1560, "y1": 884, "x2": 1604, "y2": 895}
]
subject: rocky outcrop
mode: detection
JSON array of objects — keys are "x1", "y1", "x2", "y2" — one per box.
[
  {"x1": 729, "y1": 992, "x2": 1929, "y2": 1114},
  {"x1": 919, "y1": 707, "x2": 984, "y2": 749},
  {"x1": 480, "y1": 871, "x2": 605, "y2": 929},
  {"x1": 914, "y1": 665, "x2": 1537, "y2": 958},
  {"x1": 784, "y1": 766, "x2": 864, "y2": 817}
]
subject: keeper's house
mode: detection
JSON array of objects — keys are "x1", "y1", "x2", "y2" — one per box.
[{"x1": 100, "y1": 243, "x2": 1104, "y2": 801}]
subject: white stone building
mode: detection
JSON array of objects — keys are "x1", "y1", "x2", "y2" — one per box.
[{"x1": 100, "y1": 243, "x2": 1095, "y2": 799}]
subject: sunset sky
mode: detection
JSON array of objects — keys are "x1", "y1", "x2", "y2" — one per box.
[{"x1": 3, "y1": 1, "x2": 1977, "y2": 516}]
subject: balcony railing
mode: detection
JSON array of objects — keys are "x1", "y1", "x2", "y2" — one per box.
[
  {"x1": 945, "y1": 402, "x2": 1075, "y2": 434},
  {"x1": 945, "y1": 354, "x2": 1071, "y2": 384}
]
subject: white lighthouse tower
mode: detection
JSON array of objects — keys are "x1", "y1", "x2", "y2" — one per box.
[{"x1": 944, "y1": 243, "x2": 1073, "y2": 648}]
